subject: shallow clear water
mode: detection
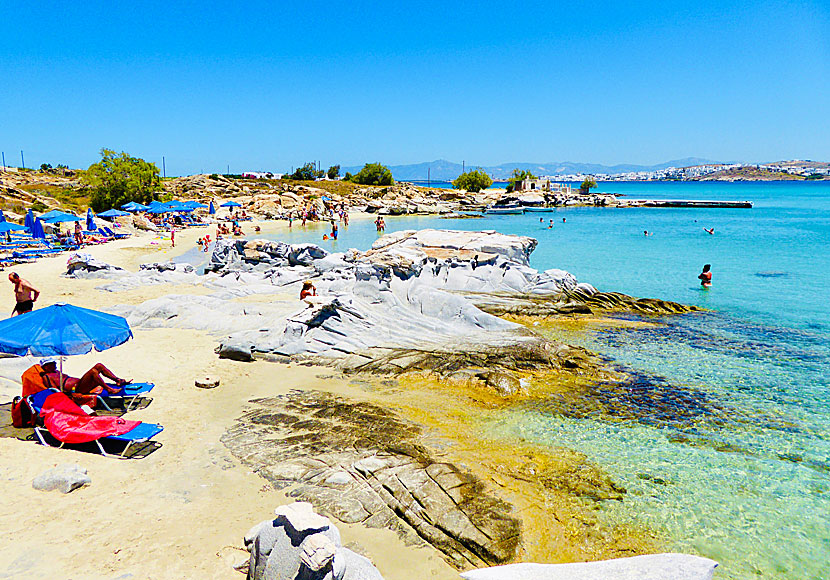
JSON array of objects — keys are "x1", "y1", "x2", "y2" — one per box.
[{"x1": 263, "y1": 181, "x2": 830, "y2": 578}]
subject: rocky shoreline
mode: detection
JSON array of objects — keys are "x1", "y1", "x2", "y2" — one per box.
[{"x1": 58, "y1": 227, "x2": 717, "y2": 571}]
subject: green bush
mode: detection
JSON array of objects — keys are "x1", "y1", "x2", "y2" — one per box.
[
  {"x1": 83, "y1": 148, "x2": 162, "y2": 211},
  {"x1": 30, "y1": 200, "x2": 48, "y2": 212},
  {"x1": 351, "y1": 163, "x2": 393, "y2": 186},
  {"x1": 452, "y1": 169, "x2": 493, "y2": 192},
  {"x1": 287, "y1": 162, "x2": 323, "y2": 181}
]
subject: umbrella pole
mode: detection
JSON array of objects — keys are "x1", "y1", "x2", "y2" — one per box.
[{"x1": 59, "y1": 356, "x2": 65, "y2": 391}]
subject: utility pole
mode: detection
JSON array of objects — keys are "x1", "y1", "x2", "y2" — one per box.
[
  {"x1": 1, "y1": 152, "x2": 5, "y2": 171},
  {"x1": 428, "y1": 167, "x2": 430, "y2": 188},
  {"x1": 20, "y1": 151, "x2": 25, "y2": 169},
  {"x1": 162, "y1": 156, "x2": 166, "y2": 178},
  {"x1": 462, "y1": 160, "x2": 465, "y2": 174},
  {"x1": 227, "y1": 164, "x2": 230, "y2": 176}
]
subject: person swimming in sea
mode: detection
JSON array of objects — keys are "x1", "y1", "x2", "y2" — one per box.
[{"x1": 699, "y1": 264, "x2": 712, "y2": 287}]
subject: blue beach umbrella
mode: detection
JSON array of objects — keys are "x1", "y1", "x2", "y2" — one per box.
[
  {"x1": 98, "y1": 209, "x2": 130, "y2": 218},
  {"x1": 209, "y1": 201, "x2": 216, "y2": 215},
  {"x1": 0, "y1": 222, "x2": 27, "y2": 233},
  {"x1": 38, "y1": 209, "x2": 66, "y2": 221},
  {"x1": 32, "y1": 218, "x2": 46, "y2": 239},
  {"x1": 24, "y1": 209, "x2": 35, "y2": 231},
  {"x1": 44, "y1": 212, "x2": 82, "y2": 224},
  {"x1": 146, "y1": 206, "x2": 173, "y2": 214},
  {"x1": 121, "y1": 202, "x2": 149, "y2": 212},
  {"x1": 0, "y1": 302, "x2": 133, "y2": 389},
  {"x1": 86, "y1": 208, "x2": 96, "y2": 231},
  {"x1": 220, "y1": 201, "x2": 242, "y2": 208},
  {"x1": 0, "y1": 209, "x2": 6, "y2": 223}
]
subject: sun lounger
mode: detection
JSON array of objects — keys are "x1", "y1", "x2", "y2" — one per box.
[
  {"x1": 97, "y1": 382, "x2": 155, "y2": 411},
  {"x1": 100, "y1": 226, "x2": 131, "y2": 239},
  {"x1": 28, "y1": 390, "x2": 163, "y2": 459}
]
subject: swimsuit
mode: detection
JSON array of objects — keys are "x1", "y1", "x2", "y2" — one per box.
[{"x1": 13, "y1": 299, "x2": 34, "y2": 314}]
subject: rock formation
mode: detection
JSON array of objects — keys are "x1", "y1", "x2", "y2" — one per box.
[
  {"x1": 244, "y1": 501, "x2": 385, "y2": 580},
  {"x1": 225, "y1": 392, "x2": 520, "y2": 569}
]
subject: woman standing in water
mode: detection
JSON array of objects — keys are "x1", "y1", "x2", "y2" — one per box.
[{"x1": 698, "y1": 264, "x2": 712, "y2": 288}]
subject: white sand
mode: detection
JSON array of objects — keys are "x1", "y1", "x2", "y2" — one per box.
[{"x1": 0, "y1": 221, "x2": 459, "y2": 579}]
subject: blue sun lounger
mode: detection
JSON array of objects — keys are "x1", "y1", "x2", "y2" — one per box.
[
  {"x1": 28, "y1": 389, "x2": 164, "y2": 459},
  {"x1": 97, "y1": 382, "x2": 155, "y2": 411}
]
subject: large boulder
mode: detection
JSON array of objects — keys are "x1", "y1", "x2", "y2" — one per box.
[
  {"x1": 64, "y1": 252, "x2": 123, "y2": 277},
  {"x1": 244, "y1": 502, "x2": 384, "y2": 580}
]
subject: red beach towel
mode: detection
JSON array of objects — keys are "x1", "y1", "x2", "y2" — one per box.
[{"x1": 40, "y1": 392, "x2": 140, "y2": 444}]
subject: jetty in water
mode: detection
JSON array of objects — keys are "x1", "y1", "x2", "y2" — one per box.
[{"x1": 625, "y1": 199, "x2": 753, "y2": 208}]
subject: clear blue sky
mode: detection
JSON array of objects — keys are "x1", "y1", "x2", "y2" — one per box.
[{"x1": 1, "y1": 1, "x2": 828, "y2": 175}]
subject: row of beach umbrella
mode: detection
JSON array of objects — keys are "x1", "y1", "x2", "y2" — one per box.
[{"x1": 0, "y1": 199, "x2": 242, "y2": 240}]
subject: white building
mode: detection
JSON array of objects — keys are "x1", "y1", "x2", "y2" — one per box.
[{"x1": 517, "y1": 178, "x2": 571, "y2": 194}]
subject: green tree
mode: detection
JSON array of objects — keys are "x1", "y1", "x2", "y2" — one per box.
[
  {"x1": 287, "y1": 162, "x2": 323, "y2": 181},
  {"x1": 39, "y1": 163, "x2": 53, "y2": 172},
  {"x1": 83, "y1": 148, "x2": 162, "y2": 211},
  {"x1": 326, "y1": 165, "x2": 340, "y2": 179},
  {"x1": 579, "y1": 177, "x2": 598, "y2": 193},
  {"x1": 505, "y1": 168, "x2": 537, "y2": 193},
  {"x1": 351, "y1": 163, "x2": 394, "y2": 186},
  {"x1": 343, "y1": 171, "x2": 353, "y2": 182},
  {"x1": 452, "y1": 168, "x2": 493, "y2": 193}
]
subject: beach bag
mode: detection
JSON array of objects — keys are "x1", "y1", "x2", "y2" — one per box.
[{"x1": 11, "y1": 396, "x2": 36, "y2": 428}]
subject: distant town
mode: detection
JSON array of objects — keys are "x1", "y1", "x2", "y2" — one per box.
[{"x1": 236, "y1": 160, "x2": 830, "y2": 183}]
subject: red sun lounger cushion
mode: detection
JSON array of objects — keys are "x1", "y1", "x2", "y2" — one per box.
[{"x1": 40, "y1": 391, "x2": 140, "y2": 444}]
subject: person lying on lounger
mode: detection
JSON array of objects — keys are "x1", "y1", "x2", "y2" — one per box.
[{"x1": 39, "y1": 357, "x2": 131, "y2": 396}]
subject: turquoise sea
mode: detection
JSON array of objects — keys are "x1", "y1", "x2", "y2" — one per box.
[{"x1": 264, "y1": 182, "x2": 830, "y2": 579}]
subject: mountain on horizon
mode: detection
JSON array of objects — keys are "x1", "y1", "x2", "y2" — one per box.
[{"x1": 343, "y1": 158, "x2": 722, "y2": 181}]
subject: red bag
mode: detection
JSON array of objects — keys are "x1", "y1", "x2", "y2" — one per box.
[{"x1": 11, "y1": 396, "x2": 36, "y2": 428}]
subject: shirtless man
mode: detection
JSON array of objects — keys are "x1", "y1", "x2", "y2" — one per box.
[
  {"x1": 40, "y1": 358, "x2": 130, "y2": 396},
  {"x1": 9, "y1": 272, "x2": 39, "y2": 316}
]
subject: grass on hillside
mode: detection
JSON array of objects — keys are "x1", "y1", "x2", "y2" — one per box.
[{"x1": 17, "y1": 184, "x2": 91, "y2": 210}]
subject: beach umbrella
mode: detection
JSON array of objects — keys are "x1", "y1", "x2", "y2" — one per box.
[
  {"x1": 31, "y1": 218, "x2": 46, "y2": 239},
  {"x1": 38, "y1": 209, "x2": 68, "y2": 221},
  {"x1": 0, "y1": 209, "x2": 6, "y2": 223},
  {"x1": 98, "y1": 209, "x2": 130, "y2": 218},
  {"x1": 121, "y1": 202, "x2": 149, "y2": 212},
  {"x1": 220, "y1": 201, "x2": 242, "y2": 208},
  {"x1": 146, "y1": 205, "x2": 173, "y2": 214},
  {"x1": 0, "y1": 222, "x2": 27, "y2": 233},
  {"x1": 43, "y1": 212, "x2": 82, "y2": 223},
  {"x1": 209, "y1": 201, "x2": 216, "y2": 215},
  {"x1": 86, "y1": 208, "x2": 96, "y2": 231},
  {"x1": 24, "y1": 209, "x2": 35, "y2": 231},
  {"x1": 0, "y1": 303, "x2": 133, "y2": 389}
]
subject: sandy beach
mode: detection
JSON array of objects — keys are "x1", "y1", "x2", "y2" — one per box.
[{"x1": 0, "y1": 220, "x2": 460, "y2": 579}]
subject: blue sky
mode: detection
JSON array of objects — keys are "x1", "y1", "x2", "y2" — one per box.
[{"x1": 1, "y1": 1, "x2": 828, "y2": 175}]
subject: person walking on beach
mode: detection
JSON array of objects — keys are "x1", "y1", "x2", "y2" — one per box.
[
  {"x1": 698, "y1": 264, "x2": 712, "y2": 288},
  {"x1": 331, "y1": 221, "x2": 338, "y2": 240},
  {"x1": 9, "y1": 272, "x2": 39, "y2": 316},
  {"x1": 375, "y1": 216, "x2": 385, "y2": 233},
  {"x1": 171, "y1": 226, "x2": 176, "y2": 247}
]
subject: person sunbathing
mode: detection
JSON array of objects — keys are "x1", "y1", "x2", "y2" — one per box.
[{"x1": 40, "y1": 357, "x2": 131, "y2": 396}]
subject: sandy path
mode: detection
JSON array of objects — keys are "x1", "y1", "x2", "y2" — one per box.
[{"x1": 0, "y1": 219, "x2": 459, "y2": 580}]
